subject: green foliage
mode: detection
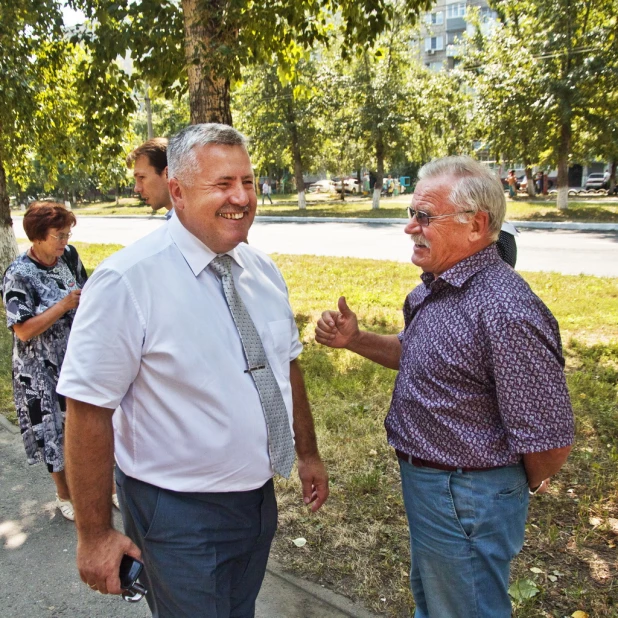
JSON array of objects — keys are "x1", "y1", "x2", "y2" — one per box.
[
  {"x1": 0, "y1": 305, "x2": 14, "y2": 423},
  {"x1": 0, "y1": 0, "x2": 66, "y2": 196},
  {"x1": 234, "y1": 56, "x2": 321, "y2": 183},
  {"x1": 133, "y1": 91, "x2": 191, "y2": 143},
  {"x1": 468, "y1": 0, "x2": 618, "y2": 206}
]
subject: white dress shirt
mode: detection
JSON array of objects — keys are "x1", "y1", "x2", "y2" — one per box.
[{"x1": 58, "y1": 215, "x2": 302, "y2": 492}]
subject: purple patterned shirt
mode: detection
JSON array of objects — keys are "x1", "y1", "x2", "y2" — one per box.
[{"x1": 385, "y1": 245, "x2": 574, "y2": 468}]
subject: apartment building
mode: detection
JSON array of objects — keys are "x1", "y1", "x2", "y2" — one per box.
[{"x1": 420, "y1": 0, "x2": 496, "y2": 71}]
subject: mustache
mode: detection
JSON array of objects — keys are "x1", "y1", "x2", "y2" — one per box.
[{"x1": 410, "y1": 234, "x2": 431, "y2": 248}]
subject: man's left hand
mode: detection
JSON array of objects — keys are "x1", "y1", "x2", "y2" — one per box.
[{"x1": 297, "y1": 456, "x2": 329, "y2": 512}]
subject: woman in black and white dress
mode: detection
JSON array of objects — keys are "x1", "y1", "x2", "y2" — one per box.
[{"x1": 2, "y1": 202, "x2": 92, "y2": 520}]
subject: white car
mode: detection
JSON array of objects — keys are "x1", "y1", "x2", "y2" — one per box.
[
  {"x1": 584, "y1": 172, "x2": 609, "y2": 191},
  {"x1": 307, "y1": 179, "x2": 336, "y2": 193},
  {"x1": 333, "y1": 178, "x2": 361, "y2": 194}
]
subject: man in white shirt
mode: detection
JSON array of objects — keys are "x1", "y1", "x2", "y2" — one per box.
[
  {"x1": 261, "y1": 179, "x2": 273, "y2": 204},
  {"x1": 59, "y1": 123, "x2": 328, "y2": 617},
  {"x1": 126, "y1": 138, "x2": 174, "y2": 219}
]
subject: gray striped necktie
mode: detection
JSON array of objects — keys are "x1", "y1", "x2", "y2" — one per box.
[{"x1": 210, "y1": 254, "x2": 295, "y2": 478}]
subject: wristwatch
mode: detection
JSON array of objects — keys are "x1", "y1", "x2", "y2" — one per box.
[{"x1": 529, "y1": 480, "x2": 545, "y2": 495}]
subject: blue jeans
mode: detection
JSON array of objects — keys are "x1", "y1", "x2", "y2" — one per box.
[
  {"x1": 116, "y1": 467, "x2": 277, "y2": 618},
  {"x1": 399, "y1": 460, "x2": 529, "y2": 618}
]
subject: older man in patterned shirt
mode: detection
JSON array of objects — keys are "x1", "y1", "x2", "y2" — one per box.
[{"x1": 315, "y1": 156, "x2": 574, "y2": 618}]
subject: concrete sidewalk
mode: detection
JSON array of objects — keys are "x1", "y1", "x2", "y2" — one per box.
[{"x1": 0, "y1": 417, "x2": 378, "y2": 618}]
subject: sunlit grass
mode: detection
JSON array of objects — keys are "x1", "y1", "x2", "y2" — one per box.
[
  {"x1": 12, "y1": 193, "x2": 618, "y2": 222},
  {"x1": 1, "y1": 244, "x2": 616, "y2": 617}
]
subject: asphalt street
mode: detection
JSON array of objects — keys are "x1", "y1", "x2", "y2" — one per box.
[{"x1": 13, "y1": 216, "x2": 618, "y2": 277}]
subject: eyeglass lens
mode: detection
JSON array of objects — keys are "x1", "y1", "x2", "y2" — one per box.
[{"x1": 407, "y1": 208, "x2": 429, "y2": 227}]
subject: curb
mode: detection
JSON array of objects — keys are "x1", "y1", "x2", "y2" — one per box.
[
  {"x1": 266, "y1": 559, "x2": 379, "y2": 618},
  {"x1": 12, "y1": 214, "x2": 618, "y2": 232},
  {"x1": 510, "y1": 220, "x2": 618, "y2": 231},
  {"x1": 0, "y1": 414, "x2": 19, "y2": 434},
  {"x1": 256, "y1": 217, "x2": 618, "y2": 231}
]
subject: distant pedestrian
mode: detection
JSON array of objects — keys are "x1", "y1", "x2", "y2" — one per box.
[
  {"x1": 262, "y1": 179, "x2": 273, "y2": 205},
  {"x1": 386, "y1": 175, "x2": 394, "y2": 197},
  {"x1": 506, "y1": 170, "x2": 517, "y2": 198},
  {"x1": 542, "y1": 172, "x2": 549, "y2": 195}
]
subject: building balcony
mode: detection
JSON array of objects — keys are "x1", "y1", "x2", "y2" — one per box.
[{"x1": 446, "y1": 17, "x2": 466, "y2": 31}]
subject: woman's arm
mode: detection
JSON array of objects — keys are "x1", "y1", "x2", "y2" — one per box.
[{"x1": 12, "y1": 290, "x2": 81, "y2": 342}]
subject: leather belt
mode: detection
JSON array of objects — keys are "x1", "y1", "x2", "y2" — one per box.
[{"x1": 395, "y1": 449, "x2": 501, "y2": 473}]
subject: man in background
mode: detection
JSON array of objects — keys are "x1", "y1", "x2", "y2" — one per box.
[{"x1": 126, "y1": 137, "x2": 173, "y2": 219}]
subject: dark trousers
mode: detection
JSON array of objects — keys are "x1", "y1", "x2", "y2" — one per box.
[{"x1": 115, "y1": 467, "x2": 277, "y2": 618}]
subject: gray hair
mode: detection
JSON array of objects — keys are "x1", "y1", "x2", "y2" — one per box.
[
  {"x1": 418, "y1": 156, "x2": 505, "y2": 239},
  {"x1": 167, "y1": 123, "x2": 249, "y2": 184}
]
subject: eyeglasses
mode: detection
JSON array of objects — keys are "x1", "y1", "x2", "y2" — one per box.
[
  {"x1": 407, "y1": 207, "x2": 475, "y2": 227},
  {"x1": 49, "y1": 233, "x2": 72, "y2": 241}
]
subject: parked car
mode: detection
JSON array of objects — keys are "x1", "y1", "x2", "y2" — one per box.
[
  {"x1": 584, "y1": 172, "x2": 609, "y2": 191},
  {"x1": 307, "y1": 179, "x2": 336, "y2": 193},
  {"x1": 333, "y1": 177, "x2": 361, "y2": 194}
]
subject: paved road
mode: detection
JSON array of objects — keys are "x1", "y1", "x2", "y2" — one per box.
[{"x1": 14, "y1": 216, "x2": 618, "y2": 277}]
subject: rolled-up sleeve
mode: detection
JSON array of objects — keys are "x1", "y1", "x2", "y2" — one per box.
[{"x1": 57, "y1": 267, "x2": 145, "y2": 409}]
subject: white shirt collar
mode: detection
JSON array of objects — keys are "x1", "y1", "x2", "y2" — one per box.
[{"x1": 167, "y1": 212, "x2": 245, "y2": 277}]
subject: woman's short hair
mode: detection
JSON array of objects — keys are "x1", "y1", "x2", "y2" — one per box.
[{"x1": 23, "y1": 202, "x2": 76, "y2": 241}]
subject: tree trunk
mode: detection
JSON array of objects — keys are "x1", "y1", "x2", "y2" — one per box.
[
  {"x1": 373, "y1": 136, "x2": 384, "y2": 210},
  {"x1": 609, "y1": 159, "x2": 617, "y2": 194},
  {"x1": 556, "y1": 120, "x2": 571, "y2": 211},
  {"x1": 0, "y1": 156, "x2": 19, "y2": 275},
  {"x1": 525, "y1": 166, "x2": 536, "y2": 197},
  {"x1": 287, "y1": 99, "x2": 306, "y2": 210},
  {"x1": 145, "y1": 86, "x2": 154, "y2": 139},
  {"x1": 182, "y1": 0, "x2": 233, "y2": 125}
]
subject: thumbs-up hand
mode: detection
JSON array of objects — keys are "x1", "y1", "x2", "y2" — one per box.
[{"x1": 315, "y1": 296, "x2": 359, "y2": 349}]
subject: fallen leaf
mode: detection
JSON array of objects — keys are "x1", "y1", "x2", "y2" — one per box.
[
  {"x1": 369, "y1": 449, "x2": 378, "y2": 456},
  {"x1": 292, "y1": 537, "x2": 307, "y2": 547},
  {"x1": 608, "y1": 518, "x2": 618, "y2": 535},
  {"x1": 508, "y1": 578, "x2": 539, "y2": 602},
  {"x1": 530, "y1": 567, "x2": 544, "y2": 574},
  {"x1": 589, "y1": 517, "x2": 602, "y2": 527},
  {"x1": 548, "y1": 575, "x2": 557, "y2": 582},
  {"x1": 571, "y1": 612, "x2": 589, "y2": 618}
]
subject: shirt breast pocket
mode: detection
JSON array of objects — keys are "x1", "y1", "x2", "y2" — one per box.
[{"x1": 267, "y1": 319, "x2": 293, "y2": 361}]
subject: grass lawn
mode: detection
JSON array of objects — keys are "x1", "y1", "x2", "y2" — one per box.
[
  {"x1": 12, "y1": 195, "x2": 618, "y2": 223},
  {"x1": 1, "y1": 245, "x2": 617, "y2": 617}
]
